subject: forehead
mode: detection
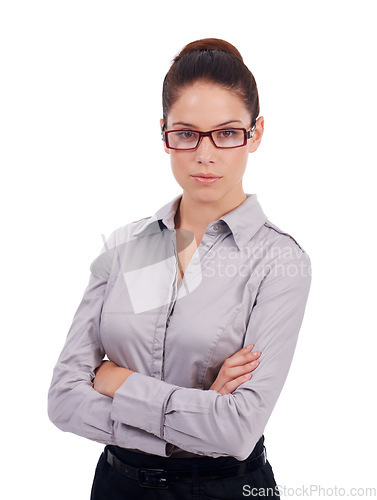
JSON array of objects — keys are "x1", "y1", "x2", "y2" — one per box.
[{"x1": 168, "y1": 81, "x2": 250, "y2": 127}]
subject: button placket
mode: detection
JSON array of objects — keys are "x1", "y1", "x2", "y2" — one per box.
[{"x1": 161, "y1": 231, "x2": 179, "y2": 381}]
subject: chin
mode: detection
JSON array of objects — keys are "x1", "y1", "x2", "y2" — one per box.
[{"x1": 184, "y1": 187, "x2": 226, "y2": 203}]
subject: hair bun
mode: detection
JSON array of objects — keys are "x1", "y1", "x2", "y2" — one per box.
[
  {"x1": 163, "y1": 37, "x2": 259, "y2": 131},
  {"x1": 175, "y1": 38, "x2": 244, "y2": 63}
]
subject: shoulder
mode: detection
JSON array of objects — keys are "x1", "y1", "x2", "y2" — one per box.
[
  {"x1": 249, "y1": 218, "x2": 312, "y2": 282},
  {"x1": 262, "y1": 220, "x2": 307, "y2": 254},
  {"x1": 106, "y1": 216, "x2": 154, "y2": 247},
  {"x1": 258, "y1": 219, "x2": 312, "y2": 286},
  {"x1": 89, "y1": 215, "x2": 153, "y2": 278}
]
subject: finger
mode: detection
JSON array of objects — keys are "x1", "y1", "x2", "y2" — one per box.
[
  {"x1": 226, "y1": 347, "x2": 261, "y2": 368},
  {"x1": 215, "y1": 359, "x2": 259, "y2": 392},
  {"x1": 226, "y1": 344, "x2": 254, "y2": 364},
  {"x1": 218, "y1": 373, "x2": 253, "y2": 395},
  {"x1": 225, "y1": 358, "x2": 260, "y2": 381}
]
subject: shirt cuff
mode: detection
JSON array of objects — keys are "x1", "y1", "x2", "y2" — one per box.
[
  {"x1": 110, "y1": 371, "x2": 179, "y2": 439},
  {"x1": 112, "y1": 421, "x2": 174, "y2": 457}
]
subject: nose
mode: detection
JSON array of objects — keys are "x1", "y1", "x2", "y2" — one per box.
[{"x1": 195, "y1": 135, "x2": 216, "y2": 163}]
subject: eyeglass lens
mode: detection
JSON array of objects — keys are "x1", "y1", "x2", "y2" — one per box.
[{"x1": 168, "y1": 129, "x2": 245, "y2": 149}]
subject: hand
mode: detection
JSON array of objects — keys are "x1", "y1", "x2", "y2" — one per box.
[
  {"x1": 93, "y1": 360, "x2": 134, "y2": 398},
  {"x1": 209, "y1": 344, "x2": 261, "y2": 395}
]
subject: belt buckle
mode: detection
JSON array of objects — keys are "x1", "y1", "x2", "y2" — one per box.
[{"x1": 138, "y1": 468, "x2": 170, "y2": 489}]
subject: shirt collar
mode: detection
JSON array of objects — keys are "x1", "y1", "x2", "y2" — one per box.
[{"x1": 132, "y1": 192, "x2": 268, "y2": 250}]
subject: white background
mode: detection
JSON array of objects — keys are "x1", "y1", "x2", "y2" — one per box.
[{"x1": 1, "y1": 1, "x2": 376, "y2": 498}]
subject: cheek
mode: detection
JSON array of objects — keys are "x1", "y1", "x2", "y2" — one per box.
[
  {"x1": 170, "y1": 153, "x2": 190, "y2": 175},
  {"x1": 225, "y1": 150, "x2": 249, "y2": 174}
]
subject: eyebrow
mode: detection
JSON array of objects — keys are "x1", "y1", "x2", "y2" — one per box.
[{"x1": 171, "y1": 120, "x2": 242, "y2": 128}]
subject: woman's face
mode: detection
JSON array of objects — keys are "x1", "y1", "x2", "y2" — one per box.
[{"x1": 160, "y1": 81, "x2": 264, "y2": 204}]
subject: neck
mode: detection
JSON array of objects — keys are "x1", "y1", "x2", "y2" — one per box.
[{"x1": 174, "y1": 188, "x2": 247, "y2": 234}]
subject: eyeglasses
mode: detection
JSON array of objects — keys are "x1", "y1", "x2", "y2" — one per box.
[{"x1": 161, "y1": 124, "x2": 256, "y2": 150}]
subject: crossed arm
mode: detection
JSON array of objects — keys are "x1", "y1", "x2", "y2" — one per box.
[
  {"x1": 93, "y1": 342, "x2": 261, "y2": 399},
  {"x1": 48, "y1": 249, "x2": 311, "y2": 460},
  {"x1": 92, "y1": 360, "x2": 134, "y2": 399}
]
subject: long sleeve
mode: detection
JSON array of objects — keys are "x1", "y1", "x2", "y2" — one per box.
[
  {"x1": 109, "y1": 249, "x2": 312, "y2": 461},
  {"x1": 47, "y1": 270, "x2": 172, "y2": 457}
]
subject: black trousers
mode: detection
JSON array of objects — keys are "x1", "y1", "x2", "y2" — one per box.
[{"x1": 90, "y1": 435, "x2": 280, "y2": 499}]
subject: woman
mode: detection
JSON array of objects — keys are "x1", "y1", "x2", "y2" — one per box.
[{"x1": 48, "y1": 38, "x2": 312, "y2": 499}]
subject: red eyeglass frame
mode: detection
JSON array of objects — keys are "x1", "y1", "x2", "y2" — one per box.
[{"x1": 161, "y1": 124, "x2": 256, "y2": 150}]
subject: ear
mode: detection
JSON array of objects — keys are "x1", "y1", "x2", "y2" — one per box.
[
  {"x1": 160, "y1": 118, "x2": 170, "y2": 155},
  {"x1": 248, "y1": 116, "x2": 264, "y2": 154}
]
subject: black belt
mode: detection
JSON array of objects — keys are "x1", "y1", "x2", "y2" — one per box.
[{"x1": 106, "y1": 446, "x2": 267, "y2": 489}]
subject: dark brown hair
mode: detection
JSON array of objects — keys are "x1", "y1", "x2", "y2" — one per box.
[{"x1": 162, "y1": 38, "x2": 260, "y2": 130}]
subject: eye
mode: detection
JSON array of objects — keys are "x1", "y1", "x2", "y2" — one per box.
[
  {"x1": 177, "y1": 131, "x2": 196, "y2": 139},
  {"x1": 219, "y1": 130, "x2": 236, "y2": 138}
]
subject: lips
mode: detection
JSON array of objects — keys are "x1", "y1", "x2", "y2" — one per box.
[
  {"x1": 191, "y1": 173, "x2": 221, "y2": 178},
  {"x1": 191, "y1": 174, "x2": 222, "y2": 185}
]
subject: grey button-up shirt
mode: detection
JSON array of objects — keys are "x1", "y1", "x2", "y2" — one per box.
[{"x1": 47, "y1": 192, "x2": 312, "y2": 461}]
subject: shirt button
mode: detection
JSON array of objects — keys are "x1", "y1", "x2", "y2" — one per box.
[
  {"x1": 212, "y1": 224, "x2": 219, "y2": 231},
  {"x1": 192, "y1": 257, "x2": 199, "y2": 265}
]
